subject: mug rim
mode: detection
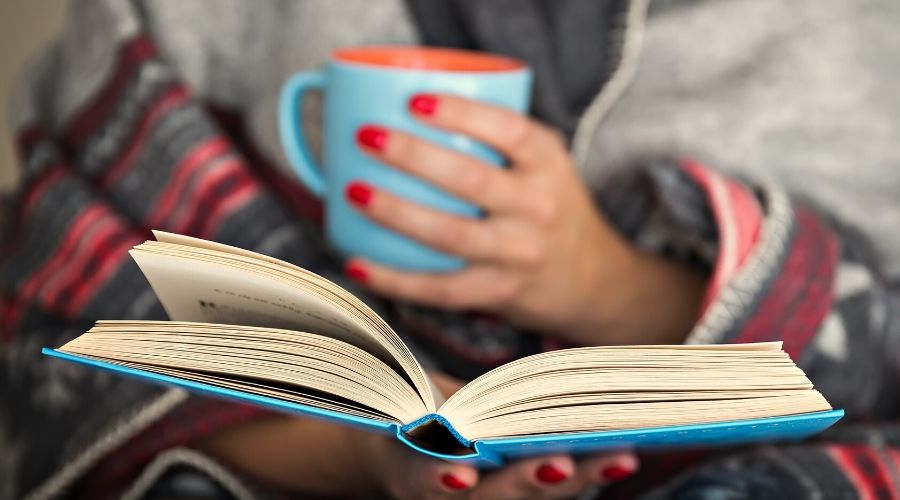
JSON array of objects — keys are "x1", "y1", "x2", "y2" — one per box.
[{"x1": 331, "y1": 46, "x2": 527, "y2": 73}]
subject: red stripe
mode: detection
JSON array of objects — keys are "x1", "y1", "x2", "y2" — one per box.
[
  {"x1": 830, "y1": 445, "x2": 876, "y2": 500},
  {"x1": 65, "y1": 36, "x2": 157, "y2": 147},
  {"x1": 98, "y1": 85, "x2": 189, "y2": 188},
  {"x1": 197, "y1": 180, "x2": 259, "y2": 239},
  {"x1": 732, "y1": 207, "x2": 838, "y2": 360},
  {"x1": 6, "y1": 204, "x2": 109, "y2": 330},
  {"x1": 680, "y1": 159, "x2": 762, "y2": 314},
  {"x1": 207, "y1": 105, "x2": 324, "y2": 226},
  {"x1": 64, "y1": 232, "x2": 145, "y2": 317},
  {"x1": 177, "y1": 166, "x2": 258, "y2": 237},
  {"x1": 20, "y1": 165, "x2": 68, "y2": 216},
  {"x1": 165, "y1": 159, "x2": 243, "y2": 232},
  {"x1": 168, "y1": 160, "x2": 248, "y2": 235},
  {"x1": 828, "y1": 445, "x2": 897, "y2": 500},
  {"x1": 36, "y1": 216, "x2": 123, "y2": 312},
  {"x1": 41, "y1": 219, "x2": 123, "y2": 309},
  {"x1": 18, "y1": 204, "x2": 108, "y2": 303},
  {"x1": 47, "y1": 224, "x2": 128, "y2": 310},
  {"x1": 146, "y1": 136, "x2": 231, "y2": 227},
  {"x1": 0, "y1": 164, "x2": 69, "y2": 259}
]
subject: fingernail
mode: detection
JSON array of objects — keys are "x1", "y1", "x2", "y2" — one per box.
[
  {"x1": 356, "y1": 125, "x2": 388, "y2": 151},
  {"x1": 536, "y1": 464, "x2": 568, "y2": 484},
  {"x1": 409, "y1": 94, "x2": 439, "y2": 116},
  {"x1": 600, "y1": 464, "x2": 635, "y2": 482},
  {"x1": 441, "y1": 473, "x2": 468, "y2": 490},
  {"x1": 344, "y1": 261, "x2": 368, "y2": 284},
  {"x1": 345, "y1": 181, "x2": 373, "y2": 206}
]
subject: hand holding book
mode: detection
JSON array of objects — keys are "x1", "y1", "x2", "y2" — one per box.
[{"x1": 197, "y1": 372, "x2": 637, "y2": 496}]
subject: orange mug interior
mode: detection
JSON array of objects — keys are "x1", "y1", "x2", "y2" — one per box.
[{"x1": 332, "y1": 46, "x2": 525, "y2": 72}]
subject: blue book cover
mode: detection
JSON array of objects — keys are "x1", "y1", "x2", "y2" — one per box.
[{"x1": 42, "y1": 348, "x2": 843, "y2": 467}]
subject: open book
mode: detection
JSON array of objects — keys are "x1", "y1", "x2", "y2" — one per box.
[{"x1": 44, "y1": 232, "x2": 843, "y2": 465}]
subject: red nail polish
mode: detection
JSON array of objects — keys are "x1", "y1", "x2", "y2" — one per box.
[
  {"x1": 409, "y1": 94, "x2": 438, "y2": 116},
  {"x1": 345, "y1": 181, "x2": 373, "y2": 206},
  {"x1": 441, "y1": 473, "x2": 468, "y2": 490},
  {"x1": 601, "y1": 464, "x2": 635, "y2": 482},
  {"x1": 344, "y1": 262, "x2": 368, "y2": 283},
  {"x1": 356, "y1": 125, "x2": 388, "y2": 151},
  {"x1": 536, "y1": 464, "x2": 568, "y2": 484}
]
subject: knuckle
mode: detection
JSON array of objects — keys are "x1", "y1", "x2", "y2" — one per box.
[
  {"x1": 512, "y1": 241, "x2": 545, "y2": 268},
  {"x1": 492, "y1": 278, "x2": 522, "y2": 305},
  {"x1": 543, "y1": 127, "x2": 567, "y2": 153},
  {"x1": 458, "y1": 162, "x2": 491, "y2": 198},
  {"x1": 433, "y1": 219, "x2": 466, "y2": 253},
  {"x1": 454, "y1": 99, "x2": 480, "y2": 127},
  {"x1": 371, "y1": 192, "x2": 397, "y2": 219},
  {"x1": 530, "y1": 198, "x2": 561, "y2": 228},
  {"x1": 423, "y1": 283, "x2": 457, "y2": 308},
  {"x1": 499, "y1": 115, "x2": 533, "y2": 150},
  {"x1": 389, "y1": 137, "x2": 429, "y2": 177}
]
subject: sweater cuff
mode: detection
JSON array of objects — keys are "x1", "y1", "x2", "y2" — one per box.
[
  {"x1": 72, "y1": 395, "x2": 271, "y2": 497},
  {"x1": 596, "y1": 158, "x2": 839, "y2": 357}
]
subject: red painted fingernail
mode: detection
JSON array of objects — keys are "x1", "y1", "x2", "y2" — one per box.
[
  {"x1": 409, "y1": 94, "x2": 439, "y2": 116},
  {"x1": 344, "y1": 262, "x2": 368, "y2": 284},
  {"x1": 601, "y1": 464, "x2": 635, "y2": 482},
  {"x1": 536, "y1": 464, "x2": 568, "y2": 484},
  {"x1": 441, "y1": 473, "x2": 468, "y2": 490},
  {"x1": 356, "y1": 125, "x2": 388, "y2": 151},
  {"x1": 345, "y1": 181, "x2": 373, "y2": 206}
]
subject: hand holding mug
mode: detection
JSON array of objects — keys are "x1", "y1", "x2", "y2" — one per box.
[
  {"x1": 279, "y1": 46, "x2": 532, "y2": 271},
  {"x1": 344, "y1": 95, "x2": 707, "y2": 346},
  {"x1": 279, "y1": 46, "x2": 705, "y2": 345}
]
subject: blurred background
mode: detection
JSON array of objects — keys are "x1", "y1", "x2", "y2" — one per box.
[{"x1": 0, "y1": 0, "x2": 66, "y2": 192}]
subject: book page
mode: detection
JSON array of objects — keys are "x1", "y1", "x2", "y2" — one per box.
[
  {"x1": 439, "y1": 344, "x2": 832, "y2": 441},
  {"x1": 131, "y1": 250, "x2": 387, "y2": 358},
  {"x1": 59, "y1": 321, "x2": 429, "y2": 423},
  {"x1": 130, "y1": 236, "x2": 435, "y2": 412}
]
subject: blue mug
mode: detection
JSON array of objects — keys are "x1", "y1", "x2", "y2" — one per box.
[{"x1": 278, "y1": 46, "x2": 532, "y2": 271}]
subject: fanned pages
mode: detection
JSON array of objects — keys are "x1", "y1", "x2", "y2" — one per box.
[{"x1": 46, "y1": 232, "x2": 841, "y2": 461}]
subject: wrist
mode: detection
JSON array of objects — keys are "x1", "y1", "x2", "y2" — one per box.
[
  {"x1": 197, "y1": 416, "x2": 383, "y2": 495},
  {"x1": 571, "y1": 217, "x2": 707, "y2": 346},
  {"x1": 569, "y1": 219, "x2": 643, "y2": 343}
]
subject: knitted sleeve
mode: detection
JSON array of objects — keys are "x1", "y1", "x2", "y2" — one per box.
[{"x1": 595, "y1": 158, "x2": 900, "y2": 499}]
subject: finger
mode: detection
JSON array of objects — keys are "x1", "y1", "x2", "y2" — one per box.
[
  {"x1": 356, "y1": 124, "x2": 523, "y2": 214},
  {"x1": 376, "y1": 437, "x2": 478, "y2": 500},
  {"x1": 344, "y1": 259, "x2": 515, "y2": 311},
  {"x1": 420, "y1": 461, "x2": 479, "y2": 498},
  {"x1": 473, "y1": 455, "x2": 579, "y2": 500},
  {"x1": 408, "y1": 93, "x2": 567, "y2": 171},
  {"x1": 345, "y1": 180, "x2": 496, "y2": 261},
  {"x1": 576, "y1": 450, "x2": 639, "y2": 486}
]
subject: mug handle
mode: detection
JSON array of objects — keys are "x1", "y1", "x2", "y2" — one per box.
[{"x1": 278, "y1": 71, "x2": 327, "y2": 197}]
